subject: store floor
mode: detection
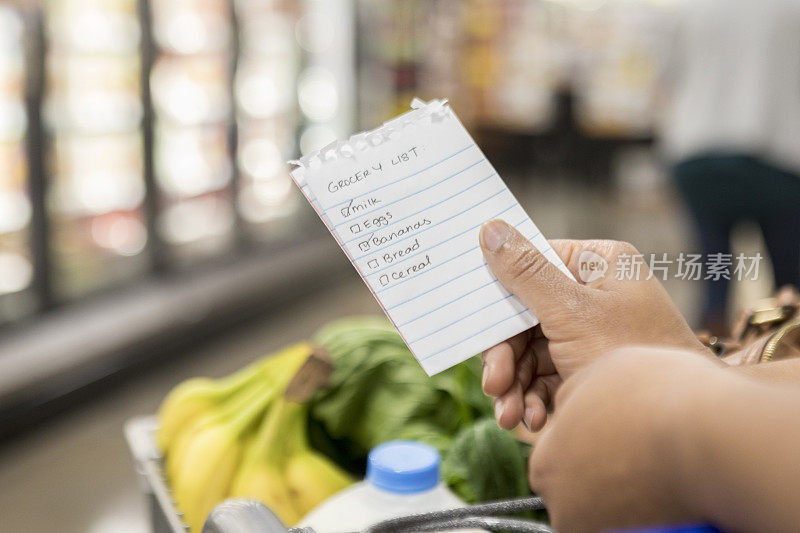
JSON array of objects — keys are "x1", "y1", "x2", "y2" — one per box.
[{"x1": 0, "y1": 172, "x2": 771, "y2": 532}]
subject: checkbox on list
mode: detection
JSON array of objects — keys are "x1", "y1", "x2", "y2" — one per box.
[
  {"x1": 350, "y1": 224, "x2": 362, "y2": 234},
  {"x1": 367, "y1": 259, "x2": 379, "y2": 269},
  {"x1": 358, "y1": 241, "x2": 370, "y2": 252},
  {"x1": 379, "y1": 275, "x2": 389, "y2": 286}
]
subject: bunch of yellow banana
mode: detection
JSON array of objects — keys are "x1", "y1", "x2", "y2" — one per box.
[{"x1": 156, "y1": 342, "x2": 353, "y2": 532}]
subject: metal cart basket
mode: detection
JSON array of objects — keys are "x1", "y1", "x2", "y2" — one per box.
[
  {"x1": 126, "y1": 415, "x2": 188, "y2": 533},
  {"x1": 125, "y1": 415, "x2": 551, "y2": 533}
]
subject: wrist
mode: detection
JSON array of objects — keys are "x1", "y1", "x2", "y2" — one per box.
[{"x1": 656, "y1": 365, "x2": 731, "y2": 517}]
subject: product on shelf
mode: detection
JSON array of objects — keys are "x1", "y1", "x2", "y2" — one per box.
[{"x1": 356, "y1": 0, "x2": 679, "y2": 137}]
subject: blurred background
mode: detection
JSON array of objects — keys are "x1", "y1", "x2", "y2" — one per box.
[{"x1": 0, "y1": 0, "x2": 787, "y2": 531}]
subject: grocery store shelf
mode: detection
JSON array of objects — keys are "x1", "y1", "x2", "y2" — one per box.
[{"x1": 0, "y1": 237, "x2": 349, "y2": 438}]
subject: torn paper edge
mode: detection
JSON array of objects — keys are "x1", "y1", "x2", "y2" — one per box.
[{"x1": 287, "y1": 98, "x2": 450, "y2": 174}]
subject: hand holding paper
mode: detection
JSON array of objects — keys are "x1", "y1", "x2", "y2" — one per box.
[{"x1": 290, "y1": 99, "x2": 572, "y2": 375}]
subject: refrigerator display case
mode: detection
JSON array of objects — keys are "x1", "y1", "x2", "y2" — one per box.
[
  {"x1": 19, "y1": 0, "x2": 356, "y2": 303},
  {"x1": 0, "y1": 5, "x2": 35, "y2": 322},
  {"x1": 0, "y1": 0, "x2": 357, "y2": 436},
  {"x1": 234, "y1": 0, "x2": 303, "y2": 238},
  {"x1": 44, "y1": 0, "x2": 149, "y2": 300},
  {"x1": 150, "y1": 0, "x2": 236, "y2": 262}
]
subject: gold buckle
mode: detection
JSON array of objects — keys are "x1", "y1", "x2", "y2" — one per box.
[{"x1": 750, "y1": 306, "x2": 792, "y2": 327}]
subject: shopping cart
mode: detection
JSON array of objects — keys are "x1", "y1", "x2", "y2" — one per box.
[
  {"x1": 125, "y1": 416, "x2": 188, "y2": 533},
  {"x1": 124, "y1": 415, "x2": 552, "y2": 533}
]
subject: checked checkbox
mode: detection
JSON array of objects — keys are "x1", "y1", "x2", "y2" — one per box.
[
  {"x1": 358, "y1": 241, "x2": 370, "y2": 252},
  {"x1": 367, "y1": 259, "x2": 379, "y2": 269},
  {"x1": 379, "y1": 275, "x2": 389, "y2": 286}
]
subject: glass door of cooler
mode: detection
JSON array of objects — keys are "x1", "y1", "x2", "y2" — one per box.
[
  {"x1": 235, "y1": 0, "x2": 355, "y2": 242},
  {"x1": 234, "y1": 0, "x2": 302, "y2": 238},
  {"x1": 44, "y1": 0, "x2": 149, "y2": 300},
  {"x1": 150, "y1": 0, "x2": 236, "y2": 263},
  {"x1": 0, "y1": 5, "x2": 36, "y2": 323}
]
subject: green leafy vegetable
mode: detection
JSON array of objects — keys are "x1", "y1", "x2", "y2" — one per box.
[
  {"x1": 309, "y1": 316, "x2": 532, "y2": 504},
  {"x1": 441, "y1": 418, "x2": 531, "y2": 502}
]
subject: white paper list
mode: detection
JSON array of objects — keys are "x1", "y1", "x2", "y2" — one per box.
[{"x1": 291, "y1": 100, "x2": 571, "y2": 375}]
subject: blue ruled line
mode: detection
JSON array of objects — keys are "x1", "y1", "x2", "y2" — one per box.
[
  {"x1": 420, "y1": 308, "x2": 531, "y2": 361},
  {"x1": 384, "y1": 217, "x2": 536, "y2": 311},
  {"x1": 393, "y1": 225, "x2": 547, "y2": 330},
  {"x1": 359, "y1": 190, "x2": 509, "y2": 265},
  {"x1": 395, "y1": 278, "x2": 499, "y2": 327},
  {"x1": 325, "y1": 144, "x2": 475, "y2": 210},
  {"x1": 334, "y1": 160, "x2": 487, "y2": 230},
  {"x1": 377, "y1": 246, "x2": 479, "y2": 295},
  {"x1": 385, "y1": 262, "x2": 489, "y2": 309},
  {"x1": 375, "y1": 220, "x2": 540, "y2": 295},
  {"x1": 407, "y1": 294, "x2": 515, "y2": 343},
  {"x1": 341, "y1": 170, "x2": 494, "y2": 242}
]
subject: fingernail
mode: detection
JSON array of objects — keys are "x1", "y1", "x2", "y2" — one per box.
[
  {"x1": 481, "y1": 220, "x2": 512, "y2": 252},
  {"x1": 494, "y1": 397, "x2": 504, "y2": 421},
  {"x1": 524, "y1": 406, "x2": 534, "y2": 428}
]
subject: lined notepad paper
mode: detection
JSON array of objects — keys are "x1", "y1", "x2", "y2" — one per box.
[{"x1": 290, "y1": 99, "x2": 571, "y2": 375}]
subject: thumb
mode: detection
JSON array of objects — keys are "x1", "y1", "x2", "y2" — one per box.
[{"x1": 480, "y1": 219, "x2": 582, "y2": 319}]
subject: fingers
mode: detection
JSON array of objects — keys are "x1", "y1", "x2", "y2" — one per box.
[
  {"x1": 482, "y1": 330, "x2": 531, "y2": 396},
  {"x1": 487, "y1": 335, "x2": 560, "y2": 430},
  {"x1": 480, "y1": 220, "x2": 584, "y2": 319},
  {"x1": 495, "y1": 380, "x2": 524, "y2": 430},
  {"x1": 492, "y1": 335, "x2": 535, "y2": 429},
  {"x1": 522, "y1": 389, "x2": 547, "y2": 431},
  {"x1": 523, "y1": 374, "x2": 562, "y2": 431}
]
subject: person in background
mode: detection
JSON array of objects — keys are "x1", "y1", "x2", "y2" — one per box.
[{"x1": 658, "y1": 0, "x2": 800, "y2": 335}]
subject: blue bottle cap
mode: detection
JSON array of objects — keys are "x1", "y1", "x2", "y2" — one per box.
[{"x1": 367, "y1": 440, "x2": 440, "y2": 494}]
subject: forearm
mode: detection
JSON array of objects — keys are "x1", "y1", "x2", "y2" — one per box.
[{"x1": 673, "y1": 371, "x2": 800, "y2": 532}]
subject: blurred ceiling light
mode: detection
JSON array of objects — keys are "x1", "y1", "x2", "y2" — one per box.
[
  {"x1": 74, "y1": 172, "x2": 145, "y2": 215},
  {"x1": 0, "y1": 252, "x2": 32, "y2": 295},
  {"x1": 295, "y1": 11, "x2": 334, "y2": 54},
  {"x1": 151, "y1": 61, "x2": 225, "y2": 124},
  {"x1": 252, "y1": 176, "x2": 292, "y2": 205},
  {"x1": 235, "y1": 63, "x2": 295, "y2": 118},
  {"x1": 160, "y1": 197, "x2": 233, "y2": 244},
  {"x1": 160, "y1": 11, "x2": 209, "y2": 53},
  {"x1": 299, "y1": 124, "x2": 337, "y2": 156},
  {"x1": 0, "y1": 98, "x2": 27, "y2": 141},
  {"x1": 0, "y1": 191, "x2": 31, "y2": 234},
  {"x1": 239, "y1": 137, "x2": 282, "y2": 180},
  {"x1": 157, "y1": 128, "x2": 231, "y2": 197},
  {"x1": 238, "y1": 182, "x2": 296, "y2": 224},
  {"x1": 0, "y1": 6, "x2": 23, "y2": 51},
  {"x1": 67, "y1": 10, "x2": 140, "y2": 53},
  {"x1": 67, "y1": 91, "x2": 142, "y2": 133},
  {"x1": 241, "y1": 16, "x2": 293, "y2": 57},
  {"x1": 564, "y1": 0, "x2": 609, "y2": 12},
  {"x1": 298, "y1": 67, "x2": 338, "y2": 122},
  {"x1": 155, "y1": 9, "x2": 230, "y2": 54},
  {"x1": 90, "y1": 214, "x2": 147, "y2": 256}
]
